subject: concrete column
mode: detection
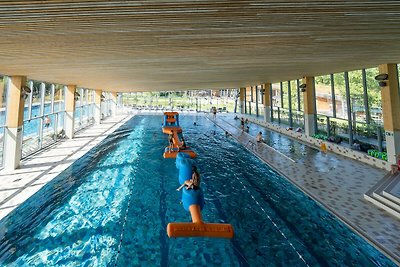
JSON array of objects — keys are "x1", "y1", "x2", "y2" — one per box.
[
  {"x1": 255, "y1": 86, "x2": 259, "y2": 116},
  {"x1": 302, "y1": 76, "x2": 316, "y2": 136},
  {"x1": 239, "y1": 87, "x2": 245, "y2": 114},
  {"x1": 65, "y1": 85, "x2": 76, "y2": 139},
  {"x1": 94, "y1": 90, "x2": 102, "y2": 124},
  {"x1": 4, "y1": 76, "x2": 27, "y2": 170},
  {"x1": 379, "y1": 63, "x2": 400, "y2": 165},
  {"x1": 110, "y1": 92, "x2": 117, "y2": 116},
  {"x1": 262, "y1": 83, "x2": 272, "y2": 122}
]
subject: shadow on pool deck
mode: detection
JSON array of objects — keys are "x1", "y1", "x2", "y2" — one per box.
[{"x1": 0, "y1": 115, "x2": 132, "y2": 221}]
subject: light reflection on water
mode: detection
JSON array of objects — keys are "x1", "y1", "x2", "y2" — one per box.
[{"x1": 0, "y1": 115, "x2": 396, "y2": 266}]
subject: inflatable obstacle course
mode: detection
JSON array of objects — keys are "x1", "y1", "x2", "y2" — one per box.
[
  {"x1": 162, "y1": 112, "x2": 196, "y2": 158},
  {"x1": 166, "y1": 153, "x2": 234, "y2": 239}
]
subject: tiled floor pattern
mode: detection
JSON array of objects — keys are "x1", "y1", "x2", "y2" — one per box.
[
  {"x1": 0, "y1": 114, "x2": 132, "y2": 221},
  {"x1": 211, "y1": 114, "x2": 400, "y2": 265}
]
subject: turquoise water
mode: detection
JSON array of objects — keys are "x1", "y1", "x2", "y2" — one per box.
[{"x1": 0, "y1": 115, "x2": 396, "y2": 266}]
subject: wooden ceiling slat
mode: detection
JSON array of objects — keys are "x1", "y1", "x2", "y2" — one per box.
[{"x1": 0, "y1": 0, "x2": 399, "y2": 91}]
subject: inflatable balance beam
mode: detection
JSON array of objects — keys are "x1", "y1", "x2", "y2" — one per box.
[
  {"x1": 167, "y1": 153, "x2": 234, "y2": 239},
  {"x1": 167, "y1": 205, "x2": 234, "y2": 238}
]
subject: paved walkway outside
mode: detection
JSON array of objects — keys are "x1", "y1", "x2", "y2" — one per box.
[
  {"x1": 0, "y1": 114, "x2": 132, "y2": 221},
  {"x1": 212, "y1": 114, "x2": 400, "y2": 265}
]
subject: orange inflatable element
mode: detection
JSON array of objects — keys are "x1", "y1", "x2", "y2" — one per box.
[
  {"x1": 162, "y1": 127, "x2": 182, "y2": 135},
  {"x1": 162, "y1": 112, "x2": 196, "y2": 158},
  {"x1": 164, "y1": 149, "x2": 197, "y2": 159},
  {"x1": 167, "y1": 205, "x2": 234, "y2": 238}
]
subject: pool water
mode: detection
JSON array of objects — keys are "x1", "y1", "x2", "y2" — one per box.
[
  {"x1": 0, "y1": 115, "x2": 395, "y2": 266},
  {"x1": 229, "y1": 117, "x2": 342, "y2": 172}
]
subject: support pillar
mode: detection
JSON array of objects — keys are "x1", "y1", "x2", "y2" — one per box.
[
  {"x1": 239, "y1": 87, "x2": 245, "y2": 114},
  {"x1": 262, "y1": 83, "x2": 272, "y2": 122},
  {"x1": 65, "y1": 85, "x2": 76, "y2": 139},
  {"x1": 255, "y1": 86, "x2": 259, "y2": 116},
  {"x1": 110, "y1": 92, "x2": 117, "y2": 116},
  {"x1": 4, "y1": 76, "x2": 26, "y2": 170},
  {"x1": 302, "y1": 76, "x2": 316, "y2": 136},
  {"x1": 379, "y1": 63, "x2": 400, "y2": 165},
  {"x1": 94, "y1": 90, "x2": 102, "y2": 124}
]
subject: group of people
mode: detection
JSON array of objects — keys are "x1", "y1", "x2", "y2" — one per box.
[
  {"x1": 236, "y1": 115, "x2": 265, "y2": 142},
  {"x1": 240, "y1": 117, "x2": 250, "y2": 132}
]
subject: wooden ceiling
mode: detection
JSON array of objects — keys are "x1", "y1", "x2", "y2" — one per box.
[{"x1": 0, "y1": 1, "x2": 400, "y2": 92}]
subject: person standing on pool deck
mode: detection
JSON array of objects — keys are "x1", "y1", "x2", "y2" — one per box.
[
  {"x1": 212, "y1": 107, "x2": 217, "y2": 120},
  {"x1": 241, "y1": 118, "x2": 245, "y2": 130}
]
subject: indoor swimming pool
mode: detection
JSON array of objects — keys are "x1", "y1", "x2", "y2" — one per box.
[{"x1": 0, "y1": 115, "x2": 395, "y2": 266}]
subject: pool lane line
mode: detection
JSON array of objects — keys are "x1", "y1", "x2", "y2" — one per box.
[
  {"x1": 158, "y1": 166, "x2": 169, "y2": 267},
  {"x1": 113, "y1": 120, "x2": 147, "y2": 266},
  {"x1": 207, "y1": 115, "x2": 295, "y2": 163},
  {"x1": 200, "y1": 123, "x2": 324, "y2": 267},
  {"x1": 213, "y1": 116, "x2": 400, "y2": 265},
  {"x1": 229, "y1": 164, "x2": 311, "y2": 267},
  {"x1": 114, "y1": 167, "x2": 136, "y2": 267},
  {"x1": 189, "y1": 147, "x2": 250, "y2": 266},
  {"x1": 178, "y1": 114, "x2": 399, "y2": 265}
]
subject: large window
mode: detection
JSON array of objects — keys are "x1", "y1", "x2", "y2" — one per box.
[
  {"x1": 22, "y1": 81, "x2": 66, "y2": 158},
  {"x1": 75, "y1": 88, "x2": 95, "y2": 132},
  {"x1": 348, "y1": 70, "x2": 366, "y2": 123},
  {"x1": 101, "y1": 92, "x2": 112, "y2": 119},
  {"x1": 333, "y1": 73, "x2": 347, "y2": 119},
  {"x1": 271, "y1": 83, "x2": 281, "y2": 122},
  {"x1": 315, "y1": 75, "x2": 333, "y2": 116},
  {"x1": 313, "y1": 69, "x2": 385, "y2": 154},
  {"x1": 290, "y1": 79, "x2": 303, "y2": 128},
  {"x1": 366, "y1": 67, "x2": 382, "y2": 125}
]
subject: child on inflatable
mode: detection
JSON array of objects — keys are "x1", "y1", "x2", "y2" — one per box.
[
  {"x1": 177, "y1": 166, "x2": 201, "y2": 191},
  {"x1": 168, "y1": 130, "x2": 174, "y2": 152}
]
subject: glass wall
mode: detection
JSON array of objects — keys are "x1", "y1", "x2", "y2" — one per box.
[
  {"x1": 270, "y1": 81, "x2": 303, "y2": 128},
  {"x1": 290, "y1": 79, "x2": 303, "y2": 128},
  {"x1": 271, "y1": 83, "x2": 281, "y2": 123},
  {"x1": 315, "y1": 75, "x2": 333, "y2": 116},
  {"x1": 75, "y1": 88, "x2": 95, "y2": 132},
  {"x1": 121, "y1": 90, "x2": 236, "y2": 113},
  {"x1": 0, "y1": 76, "x2": 8, "y2": 167},
  {"x1": 101, "y1": 92, "x2": 112, "y2": 119},
  {"x1": 22, "y1": 81, "x2": 66, "y2": 158},
  {"x1": 366, "y1": 67, "x2": 382, "y2": 125},
  {"x1": 313, "y1": 68, "x2": 385, "y2": 155}
]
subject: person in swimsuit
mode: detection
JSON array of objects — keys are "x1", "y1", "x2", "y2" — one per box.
[
  {"x1": 168, "y1": 130, "x2": 174, "y2": 152},
  {"x1": 177, "y1": 165, "x2": 201, "y2": 191}
]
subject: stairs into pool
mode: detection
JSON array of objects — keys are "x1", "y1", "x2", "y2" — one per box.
[{"x1": 364, "y1": 173, "x2": 400, "y2": 219}]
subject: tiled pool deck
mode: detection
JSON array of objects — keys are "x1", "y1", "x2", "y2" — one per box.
[
  {"x1": 212, "y1": 113, "x2": 400, "y2": 265},
  {"x1": 0, "y1": 111, "x2": 399, "y2": 265}
]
